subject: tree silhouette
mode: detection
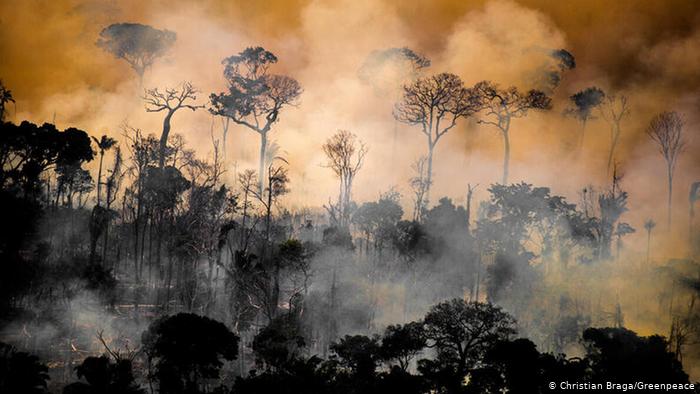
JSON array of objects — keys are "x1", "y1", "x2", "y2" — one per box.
[
  {"x1": 92, "y1": 135, "x2": 116, "y2": 207},
  {"x1": 647, "y1": 111, "x2": 686, "y2": 228},
  {"x1": 380, "y1": 322, "x2": 426, "y2": 372},
  {"x1": 421, "y1": 299, "x2": 516, "y2": 391},
  {"x1": 0, "y1": 342, "x2": 49, "y2": 394},
  {"x1": 63, "y1": 355, "x2": 144, "y2": 394},
  {"x1": 582, "y1": 327, "x2": 688, "y2": 384},
  {"x1": 322, "y1": 130, "x2": 367, "y2": 228},
  {"x1": 143, "y1": 82, "x2": 203, "y2": 168},
  {"x1": 394, "y1": 73, "x2": 480, "y2": 209},
  {"x1": 141, "y1": 313, "x2": 239, "y2": 394},
  {"x1": 599, "y1": 94, "x2": 630, "y2": 173},
  {"x1": 96, "y1": 23, "x2": 176, "y2": 86},
  {"x1": 210, "y1": 47, "x2": 302, "y2": 192},
  {"x1": 565, "y1": 87, "x2": 605, "y2": 150},
  {"x1": 474, "y1": 81, "x2": 552, "y2": 184},
  {"x1": 0, "y1": 80, "x2": 15, "y2": 122},
  {"x1": 0, "y1": 121, "x2": 94, "y2": 196}
]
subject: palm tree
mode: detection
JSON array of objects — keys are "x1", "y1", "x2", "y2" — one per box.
[
  {"x1": 644, "y1": 219, "x2": 656, "y2": 265},
  {"x1": 92, "y1": 135, "x2": 117, "y2": 206},
  {"x1": 0, "y1": 80, "x2": 15, "y2": 122}
]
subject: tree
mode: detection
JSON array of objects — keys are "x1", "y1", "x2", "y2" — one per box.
[
  {"x1": 0, "y1": 80, "x2": 15, "y2": 122},
  {"x1": 599, "y1": 94, "x2": 630, "y2": 173},
  {"x1": 322, "y1": 130, "x2": 367, "y2": 227},
  {"x1": 0, "y1": 342, "x2": 49, "y2": 394},
  {"x1": 647, "y1": 111, "x2": 686, "y2": 227},
  {"x1": 141, "y1": 313, "x2": 239, "y2": 394},
  {"x1": 408, "y1": 156, "x2": 430, "y2": 221},
  {"x1": 96, "y1": 23, "x2": 176, "y2": 85},
  {"x1": 92, "y1": 135, "x2": 117, "y2": 206},
  {"x1": 394, "y1": 73, "x2": 480, "y2": 207},
  {"x1": 331, "y1": 335, "x2": 382, "y2": 377},
  {"x1": 210, "y1": 47, "x2": 302, "y2": 192},
  {"x1": 473, "y1": 81, "x2": 552, "y2": 184},
  {"x1": 380, "y1": 322, "x2": 426, "y2": 372},
  {"x1": 644, "y1": 219, "x2": 656, "y2": 265},
  {"x1": 421, "y1": 299, "x2": 516, "y2": 389},
  {"x1": 582, "y1": 327, "x2": 688, "y2": 384},
  {"x1": 0, "y1": 121, "x2": 94, "y2": 196},
  {"x1": 63, "y1": 356, "x2": 144, "y2": 394},
  {"x1": 143, "y1": 82, "x2": 203, "y2": 168},
  {"x1": 564, "y1": 87, "x2": 605, "y2": 150}
]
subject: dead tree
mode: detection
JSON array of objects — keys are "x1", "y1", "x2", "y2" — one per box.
[
  {"x1": 143, "y1": 82, "x2": 203, "y2": 168},
  {"x1": 647, "y1": 111, "x2": 686, "y2": 228},
  {"x1": 474, "y1": 81, "x2": 552, "y2": 184},
  {"x1": 394, "y1": 73, "x2": 480, "y2": 208},
  {"x1": 322, "y1": 130, "x2": 367, "y2": 227},
  {"x1": 599, "y1": 94, "x2": 630, "y2": 174}
]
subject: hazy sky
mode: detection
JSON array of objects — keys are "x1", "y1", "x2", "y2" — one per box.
[{"x1": 1, "y1": 0, "x2": 698, "y2": 250}]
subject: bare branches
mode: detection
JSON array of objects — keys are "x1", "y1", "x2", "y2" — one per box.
[
  {"x1": 143, "y1": 82, "x2": 203, "y2": 113},
  {"x1": 394, "y1": 73, "x2": 479, "y2": 145},
  {"x1": 647, "y1": 111, "x2": 686, "y2": 227},
  {"x1": 647, "y1": 111, "x2": 686, "y2": 171},
  {"x1": 322, "y1": 130, "x2": 367, "y2": 227}
]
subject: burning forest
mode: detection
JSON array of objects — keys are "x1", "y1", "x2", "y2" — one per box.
[{"x1": 0, "y1": 1, "x2": 699, "y2": 393}]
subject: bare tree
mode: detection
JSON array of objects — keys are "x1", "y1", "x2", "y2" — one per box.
[
  {"x1": 144, "y1": 82, "x2": 203, "y2": 168},
  {"x1": 394, "y1": 73, "x2": 480, "y2": 207},
  {"x1": 322, "y1": 130, "x2": 367, "y2": 227},
  {"x1": 599, "y1": 94, "x2": 631, "y2": 173},
  {"x1": 474, "y1": 81, "x2": 552, "y2": 184},
  {"x1": 647, "y1": 111, "x2": 686, "y2": 227},
  {"x1": 409, "y1": 156, "x2": 430, "y2": 221},
  {"x1": 96, "y1": 23, "x2": 176, "y2": 86},
  {"x1": 210, "y1": 47, "x2": 302, "y2": 192}
]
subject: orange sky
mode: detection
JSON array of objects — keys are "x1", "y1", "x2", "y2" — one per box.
[{"x1": 0, "y1": 0, "x2": 699, "y2": 249}]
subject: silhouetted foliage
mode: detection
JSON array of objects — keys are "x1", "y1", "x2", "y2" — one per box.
[
  {"x1": 142, "y1": 313, "x2": 239, "y2": 394},
  {"x1": 63, "y1": 356, "x2": 144, "y2": 394},
  {"x1": 96, "y1": 23, "x2": 176, "y2": 84},
  {"x1": 0, "y1": 342, "x2": 49, "y2": 394}
]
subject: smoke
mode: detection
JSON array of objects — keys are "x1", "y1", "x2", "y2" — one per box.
[{"x1": 1, "y1": 0, "x2": 700, "y2": 380}]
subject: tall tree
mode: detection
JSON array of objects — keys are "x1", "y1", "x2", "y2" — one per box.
[
  {"x1": 565, "y1": 87, "x2": 605, "y2": 149},
  {"x1": 473, "y1": 81, "x2": 552, "y2": 184},
  {"x1": 92, "y1": 135, "x2": 117, "y2": 207},
  {"x1": 210, "y1": 47, "x2": 302, "y2": 192},
  {"x1": 0, "y1": 80, "x2": 15, "y2": 122},
  {"x1": 322, "y1": 130, "x2": 367, "y2": 227},
  {"x1": 143, "y1": 82, "x2": 202, "y2": 168},
  {"x1": 647, "y1": 111, "x2": 686, "y2": 228},
  {"x1": 394, "y1": 73, "x2": 480, "y2": 209},
  {"x1": 599, "y1": 94, "x2": 630, "y2": 173},
  {"x1": 96, "y1": 23, "x2": 176, "y2": 86}
]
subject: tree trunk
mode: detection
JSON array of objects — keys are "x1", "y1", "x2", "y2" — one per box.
[
  {"x1": 258, "y1": 131, "x2": 267, "y2": 193},
  {"x1": 667, "y1": 168, "x2": 673, "y2": 228},
  {"x1": 425, "y1": 142, "x2": 434, "y2": 211},
  {"x1": 502, "y1": 129, "x2": 510, "y2": 185},
  {"x1": 607, "y1": 124, "x2": 620, "y2": 174},
  {"x1": 159, "y1": 111, "x2": 174, "y2": 168},
  {"x1": 96, "y1": 152, "x2": 104, "y2": 206}
]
